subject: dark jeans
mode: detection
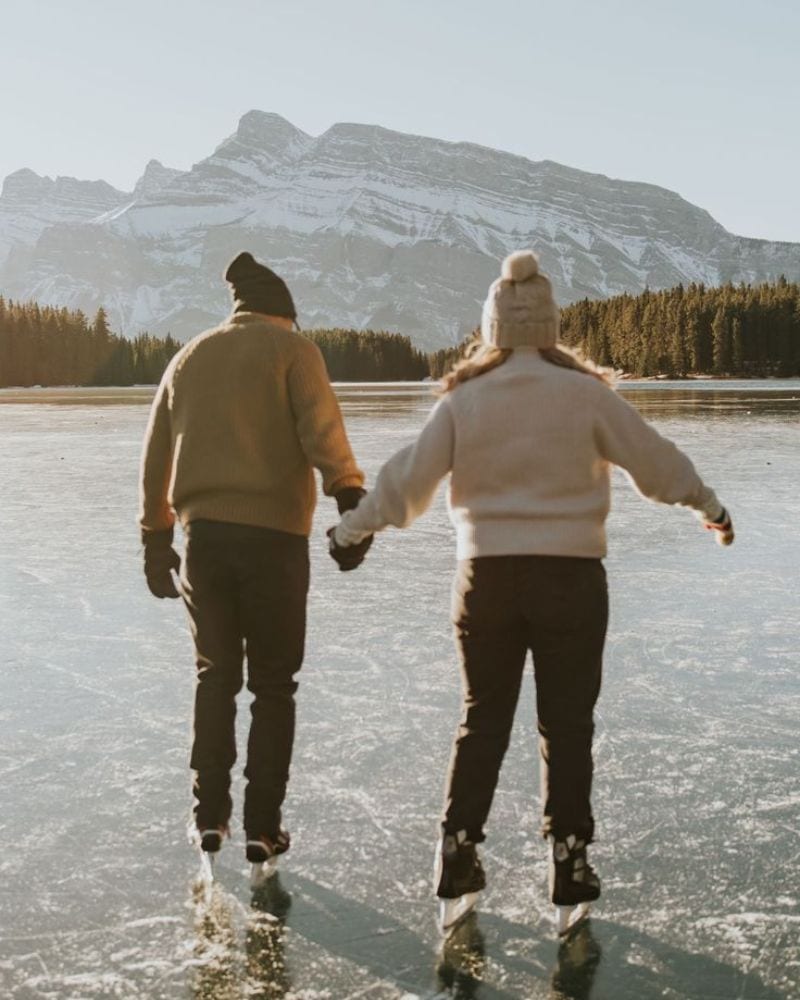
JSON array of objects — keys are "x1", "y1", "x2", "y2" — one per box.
[
  {"x1": 443, "y1": 555, "x2": 608, "y2": 844},
  {"x1": 180, "y1": 519, "x2": 309, "y2": 837}
]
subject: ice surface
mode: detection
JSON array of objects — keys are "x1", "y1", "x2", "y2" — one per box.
[{"x1": 0, "y1": 382, "x2": 798, "y2": 999}]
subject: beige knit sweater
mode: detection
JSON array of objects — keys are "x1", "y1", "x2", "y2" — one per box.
[
  {"x1": 139, "y1": 313, "x2": 364, "y2": 536},
  {"x1": 335, "y1": 349, "x2": 723, "y2": 559}
]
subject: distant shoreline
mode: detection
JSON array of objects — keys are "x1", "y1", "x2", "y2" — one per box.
[
  {"x1": 615, "y1": 372, "x2": 800, "y2": 381},
  {"x1": 1, "y1": 377, "x2": 799, "y2": 407}
]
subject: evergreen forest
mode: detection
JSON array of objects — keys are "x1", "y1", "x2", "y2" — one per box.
[
  {"x1": 429, "y1": 279, "x2": 800, "y2": 379},
  {"x1": 559, "y1": 279, "x2": 800, "y2": 377},
  {"x1": 1, "y1": 279, "x2": 799, "y2": 387},
  {"x1": 0, "y1": 300, "x2": 182, "y2": 388},
  {"x1": 0, "y1": 300, "x2": 428, "y2": 387}
]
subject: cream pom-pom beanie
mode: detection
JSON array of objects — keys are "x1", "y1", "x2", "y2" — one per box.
[{"x1": 481, "y1": 250, "x2": 560, "y2": 349}]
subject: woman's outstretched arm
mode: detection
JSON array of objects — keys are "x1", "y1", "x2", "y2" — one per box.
[{"x1": 334, "y1": 398, "x2": 455, "y2": 546}]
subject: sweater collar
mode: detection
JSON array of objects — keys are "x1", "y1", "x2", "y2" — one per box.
[
  {"x1": 227, "y1": 312, "x2": 292, "y2": 331},
  {"x1": 508, "y1": 346, "x2": 550, "y2": 365}
]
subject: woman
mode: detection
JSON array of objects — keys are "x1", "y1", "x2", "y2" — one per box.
[{"x1": 330, "y1": 251, "x2": 733, "y2": 935}]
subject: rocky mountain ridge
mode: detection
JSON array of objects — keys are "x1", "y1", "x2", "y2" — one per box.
[{"x1": 1, "y1": 111, "x2": 798, "y2": 349}]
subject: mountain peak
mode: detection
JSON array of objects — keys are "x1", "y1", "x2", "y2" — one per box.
[
  {"x1": 133, "y1": 159, "x2": 182, "y2": 199},
  {"x1": 235, "y1": 110, "x2": 309, "y2": 143},
  {"x1": 1, "y1": 168, "x2": 52, "y2": 201},
  {"x1": 205, "y1": 110, "x2": 312, "y2": 168}
]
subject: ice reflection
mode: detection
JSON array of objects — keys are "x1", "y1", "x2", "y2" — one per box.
[
  {"x1": 436, "y1": 915, "x2": 488, "y2": 998},
  {"x1": 617, "y1": 384, "x2": 800, "y2": 418},
  {"x1": 548, "y1": 923, "x2": 601, "y2": 1000},
  {"x1": 191, "y1": 874, "x2": 292, "y2": 1000}
]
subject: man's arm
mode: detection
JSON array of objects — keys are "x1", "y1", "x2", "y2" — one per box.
[
  {"x1": 288, "y1": 342, "x2": 364, "y2": 495},
  {"x1": 138, "y1": 375, "x2": 175, "y2": 532}
]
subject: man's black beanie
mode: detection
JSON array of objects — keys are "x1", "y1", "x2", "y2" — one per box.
[{"x1": 224, "y1": 252, "x2": 297, "y2": 320}]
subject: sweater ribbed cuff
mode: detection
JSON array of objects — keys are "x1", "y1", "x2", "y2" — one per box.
[{"x1": 326, "y1": 472, "x2": 366, "y2": 497}]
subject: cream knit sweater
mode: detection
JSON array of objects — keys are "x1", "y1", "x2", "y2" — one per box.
[
  {"x1": 139, "y1": 313, "x2": 364, "y2": 536},
  {"x1": 335, "y1": 349, "x2": 722, "y2": 559}
]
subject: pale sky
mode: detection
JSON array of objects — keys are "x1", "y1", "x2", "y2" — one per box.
[{"x1": 2, "y1": 0, "x2": 798, "y2": 241}]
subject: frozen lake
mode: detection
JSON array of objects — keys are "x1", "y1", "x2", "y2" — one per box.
[{"x1": 0, "y1": 381, "x2": 798, "y2": 999}]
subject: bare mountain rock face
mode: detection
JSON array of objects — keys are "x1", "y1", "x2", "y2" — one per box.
[{"x1": 1, "y1": 111, "x2": 798, "y2": 349}]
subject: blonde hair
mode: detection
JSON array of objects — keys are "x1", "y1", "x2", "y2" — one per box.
[
  {"x1": 438, "y1": 338, "x2": 613, "y2": 394},
  {"x1": 437, "y1": 339, "x2": 511, "y2": 394},
  {"x1": 538, "y1": 344, "x2": 613, "y2": 385}
]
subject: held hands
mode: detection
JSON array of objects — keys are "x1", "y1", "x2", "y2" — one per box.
[
  {"x1": 327, "y1": 526, "x2": 373, "y2": 571},
  {"x1": 704, "y1": 506, "x2": 734, "y2": 547},
  {"x1": 329, "y1": 486, "x2": 373, "y2": 571},
  {"x1": 142, "y1": 527, "x2": 182, "y2": 598}
]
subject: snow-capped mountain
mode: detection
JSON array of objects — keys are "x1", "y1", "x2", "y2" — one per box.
[{"x1": 2, "y1": 111, "x2": 799, "y2": 349}]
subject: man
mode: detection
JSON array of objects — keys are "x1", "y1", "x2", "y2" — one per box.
[{"x1": 138, "y1": 251, "x2": 370, "y2": 868}]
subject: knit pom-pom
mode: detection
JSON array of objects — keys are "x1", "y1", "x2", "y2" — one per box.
[{"x1": 501, "y1": 250, "x2": 539, "y2": 282}]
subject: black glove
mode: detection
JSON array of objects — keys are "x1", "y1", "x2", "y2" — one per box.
[
  {"x1": 142, "y1": 527, "x2": 182, "y2": 598},
  {"x1": 327, "y1": 526, "x2": 373, "y2": 572},
  {"x1": 335, "y1": 486, "x2": 367, "y2": 515}
]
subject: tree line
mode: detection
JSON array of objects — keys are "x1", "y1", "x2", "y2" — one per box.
[
  {"x1": 0, "y1": 300, "x2": 429, "y2": 387},
  {"x1": 428, "y1": 278, "x2": 800, "y2": 379},
  {"x1": 0, "y1": 299, "x2": 181, "y2": 388},
  {"x1": 305, "y1": 328, "x2": 429, "y2": 381},
  {"x1": 559, "y1": 278, "x2": 800, "y2": 377},
  {"x1": 2, "y1": 280, "x2": 799, "y2": 387}
]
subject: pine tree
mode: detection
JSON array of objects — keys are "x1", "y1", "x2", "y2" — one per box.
[{"x1": 712, "y1": 306, "x2": 731, "y2": 374}]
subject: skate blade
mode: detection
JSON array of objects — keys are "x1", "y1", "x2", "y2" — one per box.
[
  {"x1": 198, "y1": 851, "x2": 215, "y2": 883},
  {"x1": 439, "y1": 891, "x2": 480, "y2": 935},
  {"x1": 194, "y1": 851, "x2": 216, "y2": 904},
  {"x1": 250, "y1": 857, "x2": 279, "y2": 889},
  {"x1": 556, "y1": 902, "x2": 591, "y2": 938}
]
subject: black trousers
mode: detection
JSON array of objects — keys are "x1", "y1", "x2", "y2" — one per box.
[
  {"x1": 443, "y1": 555, "x2": 608, "y2": 844},
  {"x1": 180, "y1": 520, "x2": 309, "y2": 838}
]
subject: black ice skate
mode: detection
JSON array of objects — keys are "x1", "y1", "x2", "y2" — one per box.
[
  {"x1": 246, "y1": 829, "x2": 291, "y2": 888},
  {"x1": 434, "y1": 830, "x2": 486, "y2": 933},
  {"x1": 549, "y1": 834, "x2": 600, "y2": 937},
  {"x1": 187, "y1": 822, "x2": 229, "y2": 892}
]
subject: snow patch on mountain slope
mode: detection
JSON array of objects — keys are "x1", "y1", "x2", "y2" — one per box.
[{"x1": 1, "y1": 112, "x2": 798, "y2": 348}]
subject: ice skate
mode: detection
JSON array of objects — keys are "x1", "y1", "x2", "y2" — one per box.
[
  {"x1": 435, "y1": 830, "x2": 486, "y2": 934},
  {"x1": 246, "y1": 829, "x2": 291, "y2": 889},
  {"x1": 188, "y1": 822, "x2": 228, "y2": 894},
  {"x1": 549, "y1": 834, "x2": 600, "y2": 938}
]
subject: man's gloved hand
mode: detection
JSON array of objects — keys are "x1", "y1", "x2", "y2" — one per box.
[
  {"x1": 704, "y1": 506, "x2": 734, "y2": 547},
  {"x1": 142, "y1": 527, "x2": 182, "y2": 598},
  {"x1": 335, "y1": 486, "x2": 367, "y2": 515},
  {"x1": 327, "y1": 526, "x2": 373, "y2": 572}
]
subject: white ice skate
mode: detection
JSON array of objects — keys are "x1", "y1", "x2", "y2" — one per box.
[
  {"x1": 248, "y1": 851, "x2": 280, "y2": 889},
  {"x1": 555, "y1": 900, "x2": 592, "y2": 937},
  {"x1": 246, "y1": 830, "x2": 290, "y2": 889},
  {"x1": 434, "y1": 831, "x2": 486, "y2": 935},
  {"x1": 549, "y1": 835, "x2": 600, "y2": 939},
  {"x1": 439, "y1": 891, "x2": 482, "y2": 934},
  {"x1": 188, "y1": 823, "x2": 227, "y2": 896}
]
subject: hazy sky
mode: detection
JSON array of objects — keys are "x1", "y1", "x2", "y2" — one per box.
[{"x1": 2, "y1": 0, "x2": 798, "y2": 241}]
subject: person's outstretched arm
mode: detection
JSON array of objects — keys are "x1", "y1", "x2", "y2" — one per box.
[
  {"x1": 288, "y1": 341, "x2": 364, "y2": 497},
  {"x1": 139, "y1": 372, "x2": 175, "y2": 533},
  {"x1": 594, "y1": 385, "x2": 731, "y2": 535},
  {"x1": 334, "y1": 398, "x2": 455, "y2": 546}
]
